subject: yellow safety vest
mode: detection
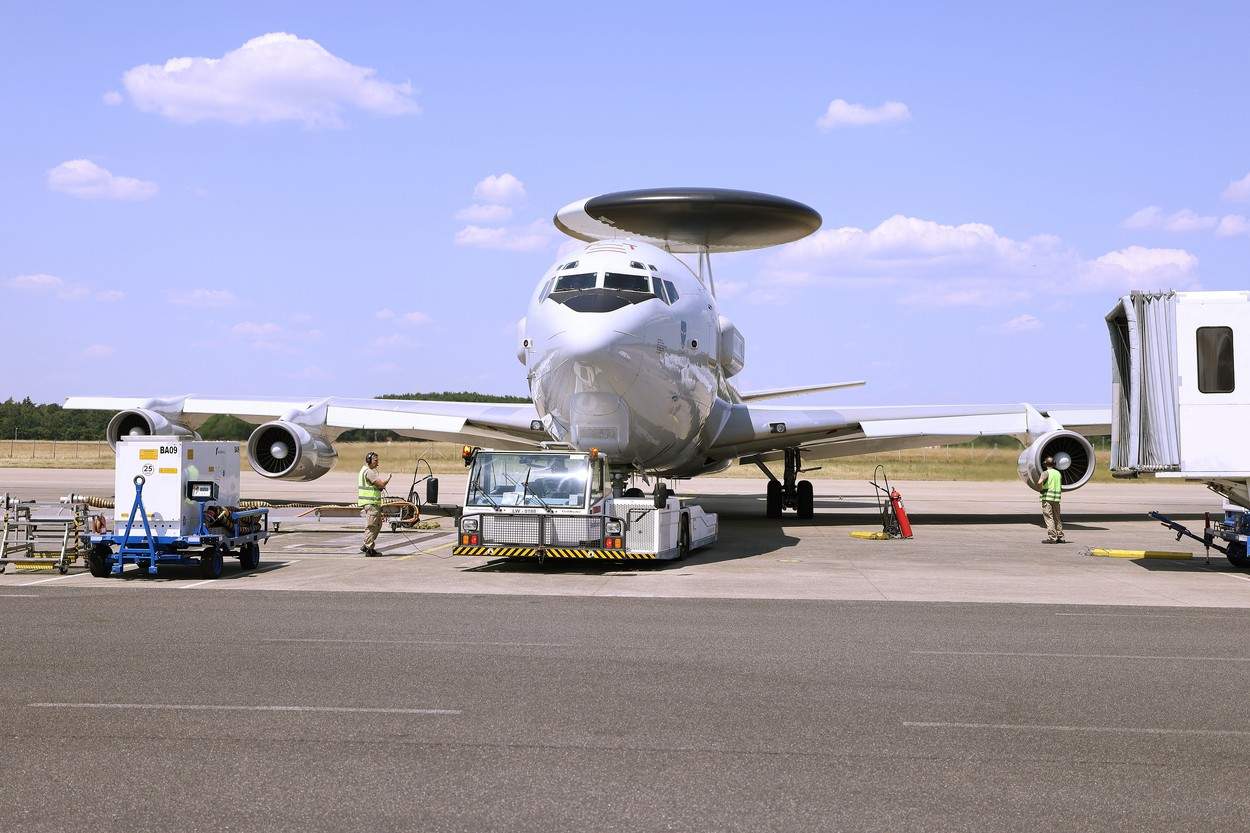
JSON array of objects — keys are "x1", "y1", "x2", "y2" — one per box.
[
  {"x1": 1041, "y1": 468, "x2": 1062, "y2": 502},
  {"x1": 357, "y1": 465, "x2": 382, "y2": 507}
]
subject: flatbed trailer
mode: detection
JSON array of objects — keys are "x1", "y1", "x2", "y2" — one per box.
[{"x1": 451, "y1": 447, "x2": 717, "y2": 562}]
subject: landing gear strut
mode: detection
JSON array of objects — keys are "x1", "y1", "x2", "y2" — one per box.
[{"x1": 759, "y1": 449, "x2": 814, "y2": 519}]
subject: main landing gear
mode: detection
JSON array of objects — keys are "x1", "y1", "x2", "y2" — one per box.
[{"x1": 759, "y1": 448, "x2": 814, "y2": 519}]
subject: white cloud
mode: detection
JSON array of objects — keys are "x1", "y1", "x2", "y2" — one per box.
[
  {"x1": 5, "y1": 273, "x2": 113, "y2": 301},
  {"x1": 455, "y1": 203, "x2": 513, "y2": 222},
  {"x1": 454, "y1": 221, "x2": 551, "y2": 252},
  {"x1": 402, "y1": 310, "x2": 431, "y2": 324},
  {"x1": 1223, "y1": 172, "x2": 1250, "y2": 203},
  {"x1": 1121, "y1": 205, "x2": 1217, "y2": 232},
  {"x1": 169, "y1": 288, "x2": 237, "y2": 306},
  {"x1": 771, "y1": 214, "x2": 1198, "y2": 306},
  {"x1": 473, "y1": 173, "x2": 526, "y2": 204},
  {"x1": 1216, "y1": 214, "x2": 1250, "y2": 237},
  {"x1": 375, "y1": 308, "x2": 396, "y2": 320},
  {"x1": 119, "y1": 32, "x2": 419, "y2": 127},
  {"x1": 998, "y1": 314, "x2": 1042, "y2": 333},
  {"x1": 102, "y1": 90, "x2": 123, "y2": 106},
  {"x1": 816, "y1": 99, "x2": 910, "y2": 130},
  {"x1": 232, "y1": 321, "x2": 282, "y2": 337},
  {"x1": 47, "y1": 159, "x2": 158, "y2": 201},
  {"x1": 371, "y1": 333, "x2": 413, "y2": 349},
  {"x1": 83, "y1": 344, "x2": 115, "y2": 358}
]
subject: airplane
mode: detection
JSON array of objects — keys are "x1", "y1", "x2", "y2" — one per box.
[{"x1": 65, "y1": 187, "x2": 1110, "y2": 518}]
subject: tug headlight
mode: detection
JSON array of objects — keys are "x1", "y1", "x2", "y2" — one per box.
[
  {"x1": 461, "y1": 516, "x2": 480, "y2": 533},
  {"x1": 605, "y1": 519, "x2": 623, "y2": 536}
]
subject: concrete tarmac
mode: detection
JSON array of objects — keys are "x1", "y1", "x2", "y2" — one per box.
[
  {"x1": 3, "y1": 591, "x2": 1250, "y2": 832},
  {"x1": 4, "y1": 468, "x2": 1250, "y2": 831}
]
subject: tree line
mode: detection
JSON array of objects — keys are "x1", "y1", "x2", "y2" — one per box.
[{"x1": 0, "y1": 392, "x2": 530, "y2": 442}]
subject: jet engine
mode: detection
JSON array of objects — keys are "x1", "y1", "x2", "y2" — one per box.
[
  {"x1": 1017, "y1": 430, "x2": 1096, "y2": 493},
  {"x1": 246, "y1": 421, "x2": 337, "y2": 481},
  {"x1": 106, "y1": 409, "x2": 198, "y2": 449}
]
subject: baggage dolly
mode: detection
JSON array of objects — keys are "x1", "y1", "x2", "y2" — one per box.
[{"x1": 85, "y1": 475, "x2": 269, "y2": 579}]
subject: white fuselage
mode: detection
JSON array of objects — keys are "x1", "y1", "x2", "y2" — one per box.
[{"x1": 519, "y1": 240, "x2": 735, "y2": 476}]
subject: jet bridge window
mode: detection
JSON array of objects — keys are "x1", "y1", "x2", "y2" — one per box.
[
  {"x1": 1197, "y1": 326, "x2": 1235, "y2": 393},
  {"x1": 603, "y1": 272, "x2": 653, "y2": 294},
  {"x1": 552, "y1": 272, "x2": 597, "y2": 292}
]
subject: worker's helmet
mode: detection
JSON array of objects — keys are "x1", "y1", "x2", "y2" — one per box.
[{"x1": 365, "y1": 452, "x2": 379, "y2": 466}]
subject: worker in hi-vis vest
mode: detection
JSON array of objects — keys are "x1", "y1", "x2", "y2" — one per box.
[
  {"x1": 1036, "y1": 455, "x2": 1066, "y2": 544},
  {"x1": 357, "y1": 451, "x2": 391, "y2": 557}
]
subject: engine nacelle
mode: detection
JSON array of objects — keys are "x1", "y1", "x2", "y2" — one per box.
[
  {"x1": 106, "y1": 409, "x2": 198, "y2": 450},
  {"x1": 246, "y1": 421, "x2": 337, "y2": 481},
  {"x1": 1018, "y1": 430, "x2": 1096, "y2": 493},
  {"x1": 717, "y1": 315, "x2": 746, "y2": 378}
]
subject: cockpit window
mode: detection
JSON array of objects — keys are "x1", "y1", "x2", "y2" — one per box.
[
  {"x1": 560, "y1": 260, "x2": 578, "y2": 270},
  {"x1": 651, "y1": 276, "x2": 669, "y2": 303},
  {"x1": 604, "y1": 272, "x2": 652, "y2": 294},
  {"x1": 630, "y1": 261, "x2": 645, "y2": 270},
  {"x1": 552, "y1": 272, "x2": 597, "y2": 292},
  {"x1": 664, "y1": 280, "x2": 679, "y2": 302}
]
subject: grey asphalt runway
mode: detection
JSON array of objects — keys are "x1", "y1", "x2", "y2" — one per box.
[{"x1": 3, "y1": 590, "x2": 1250, "y2": 832}]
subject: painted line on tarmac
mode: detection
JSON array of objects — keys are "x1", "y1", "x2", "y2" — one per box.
[
  {"x1": 15, "y1": 573, "x2": 89, "y2": 587},
  {"x1": 1055, "y1": 612, "x2": 1242, "y2": 620},
  {"x1": 262, "y1": 637, "x2": 569, "y2": 647},
  {"x1": 28, "y1": 702, "x2": 460, "y2": 715},
  {"x1": 913, "y1": 649, "x2": 1250, "y2": 662},
  {"x1": 180, "y1": 561, "x2": 297, "y2": 588},
  {"x1": 905, "y1": 721, "x2": 1250, "y2": 738},
  {"x1": 0, "y1": 594, "x2": 41, "y2": 598}
]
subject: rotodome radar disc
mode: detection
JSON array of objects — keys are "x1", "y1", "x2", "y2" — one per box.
[{"x1": 554, "y1": 187, "x2": 822, "y2": 253}]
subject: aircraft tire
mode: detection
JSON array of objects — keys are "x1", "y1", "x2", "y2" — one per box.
[
  {"x1": 1227, "y1": 541, "x2": 1249, "y2": 569},
  {"x1": 623, "y1": 487, "x2": 645, "y2": 498},
  {"x1": 766, "y1": 481, "x2": 783, "y2": 518},
  {"x1": 796, "y1": 480, "x2": 814, "y2": 519}
]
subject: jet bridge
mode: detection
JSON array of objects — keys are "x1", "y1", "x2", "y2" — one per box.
[{"x1": 1107, "y1": 290, "x2": 1250, "y2": 565}]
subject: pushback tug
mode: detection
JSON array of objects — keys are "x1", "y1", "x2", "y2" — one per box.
[{"x1": 453, "y1": 445, "x2": 717, "y2": 561}]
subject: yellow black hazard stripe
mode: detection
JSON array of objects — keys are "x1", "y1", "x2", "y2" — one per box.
[{"x1": 452, "y1": 545, "x2": 656, "y2": 560}]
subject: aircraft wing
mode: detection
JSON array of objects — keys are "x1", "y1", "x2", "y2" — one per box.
[
  {"x1": 62, "y1": 395, "x2": 545, "y2": 448},
  {"x1": 707, "y1": 401, "x2": 1111, "y2": 466}
]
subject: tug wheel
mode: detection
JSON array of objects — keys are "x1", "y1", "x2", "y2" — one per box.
[
  {"x1": 199, "y1": 545, "x2": 224, "y2": 579},
  {"x1": 239, "y1": 542, "x2": 261, "y2": 570},
  {"x1": 87, "y1": 544, "x2": 113, "y2": 578},
  {"x1": 676, "y1": 515, "x2": 691, "y2": 561},
  {"x1": 1227, "y1": 541, "x2": 1250, "y2": 569}
]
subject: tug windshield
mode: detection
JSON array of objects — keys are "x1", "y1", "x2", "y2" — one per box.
[{"x1": 467, "y1": 452, "x2": 590, "y2": 509}]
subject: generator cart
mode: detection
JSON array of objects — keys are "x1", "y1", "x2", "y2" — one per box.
[
  {"x1": 84, "y1": 437, "x2": 269, "y2": 579},
  {"x1": 452, "y1": 447, "x2": 717, "y2": 562}
]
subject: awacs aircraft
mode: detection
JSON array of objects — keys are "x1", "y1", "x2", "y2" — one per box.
[{"x1": 66, "y1": 188, "x2": 1110, "y2": 517}]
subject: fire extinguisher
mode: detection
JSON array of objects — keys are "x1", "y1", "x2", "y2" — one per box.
[{"x1": 889, "y1": 488, "x2": 913, "y2": 539}]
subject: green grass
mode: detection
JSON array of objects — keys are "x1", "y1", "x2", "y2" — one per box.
[{"x1": 0, "y1": 439, "x2": 1144, "y2": 483}]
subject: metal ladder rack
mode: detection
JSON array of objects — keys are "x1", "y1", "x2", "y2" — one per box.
[{"x1": 0, "y1": 494, "x2": 86, "y2": 575}]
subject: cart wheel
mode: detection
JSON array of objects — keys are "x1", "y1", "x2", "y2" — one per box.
[
  {"x1": 676, "y1": 515, "x2": 691, "y2": 561},
  {"x1": 87, "y1": 544, "x2": 113, "y2": 578},
  {"x1": 199, "y1": 545, "x2": 224, "y2": 579},
  {"x1": 390, "y1": 523, "x2": 399, "y2": 534},
  {"x1": 238, "y1": 542, "x2": 261, "y2": 570},
  {"x1": 1227, "y1": 541, "x2": 1249, "y2": 569},
  {"x1": 58, "y1": 563, "x2": 69, "y2": 575}
]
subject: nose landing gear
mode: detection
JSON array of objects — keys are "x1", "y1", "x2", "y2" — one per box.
[{"x1": 759, "y1": 448, "x2": 815, "y2": 519}]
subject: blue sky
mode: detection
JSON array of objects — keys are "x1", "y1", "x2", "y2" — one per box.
[{"x1": 2, "y1": 1, "x2": 1248, "y2": 406}]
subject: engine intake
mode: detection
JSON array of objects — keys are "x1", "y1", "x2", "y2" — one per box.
[
  {"x1": 106, "y1": 409, "x2": 198, "y2": 450},
  {"x1": 246, "y1": 421, "x2": 337, "y2": 481},
  {"x1": 1018, "y1": 430, "x2": 1095, "y2": 493}
]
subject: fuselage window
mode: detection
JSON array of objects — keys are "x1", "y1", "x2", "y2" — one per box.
[
  {"x1": 651, "y1": 276, "x2": 669, "y2": 303},
  {"x1": 561, "y1": 260, "x2": 578, "y2": 270},
  {"x1": 1197, "y1": 326, "x2": 1235, "y2": 393},
  {"x1": 629, "y1": 261, "x2": 646, "y2": 270},
  {"x1": 647, "y1": 264, "x2": 657, "y2": 271},
  {"x1": 664, "y1": 280, "x2": 679, "y2": 302},
  {"x1": 603, "y1": 272, "x2": 652, "y2": 294},
  {"x1": 552, "y1": 272, "x2": 598, "y2": 292}
]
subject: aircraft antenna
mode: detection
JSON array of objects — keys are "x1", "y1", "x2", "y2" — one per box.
[{"x1": 698, "y1": 247, "x2": 717, "y2": 299}]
